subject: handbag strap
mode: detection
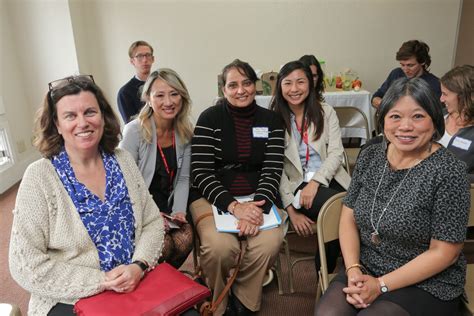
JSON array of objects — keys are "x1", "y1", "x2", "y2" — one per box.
[
  {"x1": 195, "y1": 212, "x2": 213, "y2": 228},
  {"x1": 194, "y1": 211, "x2": 247, "y2": 313},
  {"x1": 209, "y1": 240, "x2": 246, "y2": 312}
]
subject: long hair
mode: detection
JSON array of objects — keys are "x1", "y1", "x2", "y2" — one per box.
[
  {"x1": 138, "y1": 68, "x2": 193, "y2": 143},
  {"x1": 270, "y1": 60, "x2": 324, "y2": 141},
  {"x1": 440, "y1": 65, "x2": 474, "y2": 124},
  {"x1": 299, "y1": 54, "x2": 325, "y2": 102},
  {"x1": 378, "y1": 77, "x2": 445, "y2": 140},
  {"x1": 33, "y1": 76, "x2": 121, "y2": 158}
]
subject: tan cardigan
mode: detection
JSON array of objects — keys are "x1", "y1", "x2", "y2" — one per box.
[
  {"x1": 279, "y1": 104, "x2": 351, "y2": 208},
  {"x1": 9, "y1": 149, "x2": 164, "y2": 315}
]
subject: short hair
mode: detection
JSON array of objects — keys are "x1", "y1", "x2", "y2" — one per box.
[
  {"x1": 128, "y1": 40, "x2": 154, "y2": 58},
  {"x1": 378, "y1": 77, "x2": 445, "y2": 140},
  {"x1": 440, "y1": 65, "x2": 474, "y2": 124},
  {"x1": 219, "y1": 59, "x2": 258, "y2": 89},
  {"x1": 299, "y1": 54, "x2": 325, "y2": 102},
  {"x1": 396, "y1": 40, "x2": 431, "y2": 71},
  {"x1": 270, "y1": 60, "x2": 324, "y2": 141},
  {"x1": 138, "y1": 68, "x2": 193, "y2": 143},
  {"x1": 34, "y1": 76, "x2": 121, "y2": 158}
]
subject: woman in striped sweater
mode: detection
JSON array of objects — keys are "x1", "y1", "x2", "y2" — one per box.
[{"x1": 189, "y1": 59, "x2": 285, "y2": 316}]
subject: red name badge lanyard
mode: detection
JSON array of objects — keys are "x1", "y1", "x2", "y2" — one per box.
[
  {"x1": 157, "y1": 132, "x2": 176, "y2": 191},
  {"x1": 296, "y1": 119, "x2": 310, "y2": 174}
]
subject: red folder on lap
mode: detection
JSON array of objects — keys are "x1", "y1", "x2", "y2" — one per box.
[{"x1": 74, "y1": 263, "x2": 210, "y2": 316}]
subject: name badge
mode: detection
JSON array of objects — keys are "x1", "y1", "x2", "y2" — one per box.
[
  {"x1": 177, "y1": 156, "x2": 183, "y2": 168},
  {"x1": 452, "y1": 137, "x2": 472, "y2": 151},
  {"x1": 252, "y1": 127, "x2": 268, "y2": 138}
]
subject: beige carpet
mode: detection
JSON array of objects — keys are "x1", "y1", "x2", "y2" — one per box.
[{"x1": 0, "y1": 183, "x2": 319, "y2": 315}]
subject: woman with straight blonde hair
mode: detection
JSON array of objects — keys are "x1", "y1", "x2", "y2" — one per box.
[{"x1": 120, "y1": 68, "x2": 193, "y2": 268}]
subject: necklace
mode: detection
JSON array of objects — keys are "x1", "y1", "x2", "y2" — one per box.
[{"x1": 369, "y1": 159, "x2": 418, "y2": 245}]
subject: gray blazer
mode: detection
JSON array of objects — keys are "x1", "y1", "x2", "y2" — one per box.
[
  {"x1": 119, "y1": 118, "x2": 191, "y2": 215},
  {"x1": 280, "y1": 104, "x2": 351, "y2": 208}
]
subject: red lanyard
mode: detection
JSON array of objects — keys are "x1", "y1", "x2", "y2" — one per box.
[
  {"x1": 157, "y1": 132, "x2": 175, "y2": 190},
  {"x1": 296, "y1": 118, "x2": 310, "y2": 170}
]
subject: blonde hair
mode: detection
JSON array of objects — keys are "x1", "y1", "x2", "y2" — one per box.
[{"x1": 138, "y1": 68, "x2": 193, "y2": 143}]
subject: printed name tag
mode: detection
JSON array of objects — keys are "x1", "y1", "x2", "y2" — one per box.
[
  {"x1": 177, "y1": 156, "x2": 183, "y2": 168},
  {"x1": 452, "y1": 137, "x2": 472, "y2": 151},
  {"x1": 252, "y1": 127, "x2": 268, "y2": 138}
]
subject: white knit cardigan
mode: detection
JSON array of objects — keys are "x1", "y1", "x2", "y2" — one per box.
[{"x1": 9, "y1": 149, "x2": 165, "y2": 315}]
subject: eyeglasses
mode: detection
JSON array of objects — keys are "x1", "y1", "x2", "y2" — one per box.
[
  {"x1": 48, "y1": 74, "x2": 95, "y2": 92},
  {"x1": 133, "y1": 53, "x2": 153, "y2": 61}
]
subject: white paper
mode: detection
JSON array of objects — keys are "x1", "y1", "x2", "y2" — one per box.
[
  {"x1": 212, "y1": 195, "x2": 281, "y2": 233},
  {"x1": 292, "y1": 190, "x2": 301, "y2": 209}
]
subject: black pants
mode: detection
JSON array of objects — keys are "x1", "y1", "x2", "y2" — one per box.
[
  {"x1": 294, "y1": 179, "x2": 345, "y2": 273},
  {"x1": 48, "y1": 303, "x2": 75, "y2": 316}
]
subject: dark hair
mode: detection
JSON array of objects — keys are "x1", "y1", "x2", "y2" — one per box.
[
  {"x1": 219, "y1": 59, "x2": 258, "y2": 88},
  {"x1": 396, "y1": 40, "x2": 431, "y2": 71},
  {"x1": 378, "y1": 77, "x2": 445, "y2": 140},
  {"x1": 440, "y1": 65, "x2": 474, "y2": 124},
  {"x1": 299, "y1": 54, "x2": 325, "y2": 102},
  {"x1": 270, "y1": 60, "x2": 324, "y2": 141},
  {"x1": 34, "y1": 76, "x2": 121, "y2": 158}
]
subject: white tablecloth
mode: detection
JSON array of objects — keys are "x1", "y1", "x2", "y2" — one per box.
[{"x1": 255, "y1": 90, "x2": 375, "y2": 140}]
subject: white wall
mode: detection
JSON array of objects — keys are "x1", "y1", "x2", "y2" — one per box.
[
  {"x1": 70, "y1": 0, "x2": 461, "y2": 119},
  {"x1": 0, "y1": 0, "x2": 462, "y2": 193},
  {"x1": 0, "y1": 0, "x2": 78, "y2": 193}
]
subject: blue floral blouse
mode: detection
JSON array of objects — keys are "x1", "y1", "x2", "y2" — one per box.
[{"x1": 51, "y1": 148, "x2": 135, "y2": 272}]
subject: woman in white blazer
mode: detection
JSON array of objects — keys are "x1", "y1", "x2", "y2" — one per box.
[
  {"x1": 120, "y1": 68, "x2": 193, "y2": 269},
  {"x1": 271, "y1": 60, "x2": 351, "y2": 272}
]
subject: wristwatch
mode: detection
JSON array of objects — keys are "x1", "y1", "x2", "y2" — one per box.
[
  {"x1": 378, "y1": 277, "x2": 389, "y2": 293},
  {"x1": 132, "y1": 260, "x2": 149, "y2": 272}
]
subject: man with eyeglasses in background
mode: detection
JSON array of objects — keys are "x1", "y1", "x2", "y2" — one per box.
[{"x1": 117, "y1": 40, "x2": 155, "y2": 123}]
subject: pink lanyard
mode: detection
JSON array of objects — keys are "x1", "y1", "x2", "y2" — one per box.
[
  {"x1": 296, "y1": 119, "x2": 310, "y2": 170},
  {"x1": 157, "y1": 132, "x2": 175, "y2": 190}
]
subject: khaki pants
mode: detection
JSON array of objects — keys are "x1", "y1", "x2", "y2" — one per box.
[{"x1": 190, "y1": 198, "x2": 284, "y2": 316}]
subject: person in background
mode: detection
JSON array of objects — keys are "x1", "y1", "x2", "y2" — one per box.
[
  {"x1": 439, "y1": 64, "x2": 474, "y2": 182},
  {"x1": 372, "y1": 40, "x2": 441, "y2": 110},
  {"x1": 299, "y1": 54, "x2": 326, "y2": 95},
  {"x1": 190, "y1": 59, "x2": 285, "y2": 316},
  {"x1": 315, "y1": 77, "x2": 469, "y2": 316},
  {"x1": 9, "y1": 75, "x2": 164, "y2": 315},
  {"x1": 117, "y1": 40, "x2": 155, "y2": 123},
  {"x1": 120, "y1": 68, "x2": 194, "y2": 268},
  {"x1": 271, "y1": 60, "x2": 350, "y2": 273}
]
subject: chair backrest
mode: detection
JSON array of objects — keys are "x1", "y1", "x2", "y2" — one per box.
[
  {"x1": 334, "y1": 106, "x2": 371, "y2": 140},
  {"x1": 316, "y1": 191, "x2": 347, "y2": 292},
  {"x1": 469, "y1": 183, "x2": 474, "y2": 227},
  {"x1": 341, "y1": 148, "x2": 350, "y2": 174}
]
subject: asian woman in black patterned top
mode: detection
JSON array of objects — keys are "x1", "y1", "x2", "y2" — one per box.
[{"x1": 315, "y1": 77, "x2": 470, "y2": 316}]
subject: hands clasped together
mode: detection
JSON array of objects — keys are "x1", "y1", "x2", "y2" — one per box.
[
  {"x1": 343, "y1": 268, "x2": 383, "y2": 309},
  {"x1": 102, "y1": 264, "x2": 143, "y2": 294},
  {"x1": 231, "y1": 200, "x2": 265, "y2": 237}
]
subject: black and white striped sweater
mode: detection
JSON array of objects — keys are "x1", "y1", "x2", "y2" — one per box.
[{"x1": 191, "y1": 100, "x2": 285, "y2": 213}]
